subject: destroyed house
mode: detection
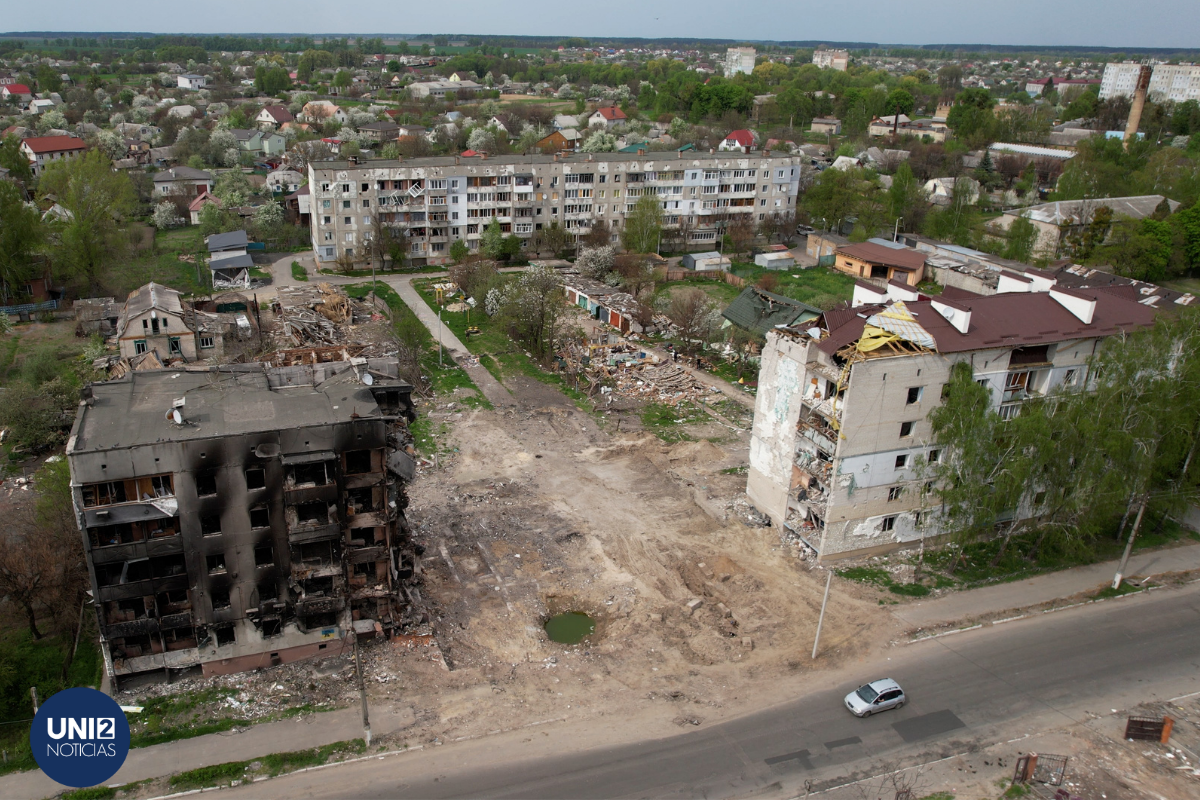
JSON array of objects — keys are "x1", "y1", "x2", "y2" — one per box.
[
  {"x1": 115, "y1": 283, "x2": 195, "y2": 361},
  {"x1": 68, "y1": 361, "x2": 417, "y2": 686},
  {"x1": 722, "y1": 287, "x2": 821, "y2": 337},
  {"x1": 747, "y1": 280, "x2": 1157, "y2": 560}
]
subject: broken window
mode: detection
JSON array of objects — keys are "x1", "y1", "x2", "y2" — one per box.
[
  {"x1": 887, "y1": 486, "x2": 904, "y2": 501},
  {"x1": 89, "y1": 523, "x2": 137, "y2": 547},
  {"x1": 156, "y1": 589, "x2": 190, "y2": 615},
  {"x1": 348, "y1": 527, "x2": 375, "y2": 546},
  {"x1": 258, "y1": 579, "x2": 277, "y2": 603},
  {"x1": 906, "y1": 387, "x2": 923, "y2": 405},
  {"x1": 927, "y1": 449, "x2": 940, "y2": 463},
  {"x1": 133, "y1": 474, "x2": 174, "y2": 500},
  {"x1": 895, "y1": 454, "x2": 909, "y2": 470},
  {"x1": 289, "y1": 462, "x2": 330, "y2": 487},
  {"x1": 1004, "y1": 371, "x2": 1030, "y2": 402},
  {"x1": 211, "y1": 587, "x2": 231, "y2": 610},
  {"x1": 899, "y1": 421, "x2": 914, "y2": 438},
  {"x1": 214, "y1": 625, "x2": 236, "y2": 646},
  {"x1": 294, "y1": 502, "x2": 328, "y2": 525},
  {"x1": 112, "y1": 633, "x2": 156, "y2": 658},
  {"x1": 344, "y1": 450, "x2": 372, "y2": 475},
  {"x1": 82, "y1": 480, "x2": 128, "y2": 507},
  {"x1": 346, "y1": 488, "x2": 376, "y2": 516},
  {"x1": 201, "y1": 515, "x2": 222, "y2": 536},
  {"x1": 162, "y1": 627, "x2": 197, "y2": 651},
  {"x1": 105, "y1": 597, "x2": 151, "y2": 624},
  {"x1": 1034, "y1": 491, "x2": 1047, "y2": 506},
  {"x1": 151, "y1": 554, "x2": 186, "y2": 579},
  {"x1": 254, "y1": 543, "x2": 274, "y2": 567},
  {"x1": 207, "y1": 554, "x2": 227, "y2": 574},
  {"x1": 353, "y1": 561, "x2": 376, "y2": 577},
  {"x1": 1009, "y1": 345, "x2": 1050, "y2": 366},
  {"x1": 881, "y1": 515, "x2": 896, "y2": 532},
  {"x1": 249, "y1": 506, "x2": 270, "y2": 529},
  {"x1": 195, "y1": 471, "x2": 218, "y2": 496},
  {"x1": 245, "y1": 467, "x2": 266, "y2": 490},
  {"x1": 261, "y1": 618, "x2": 282, "y2": 637},
  {"x1": 1063, "y1": 369, "x2": 1077, "y2": 386},
  {"x1": 296, "y1": 541, "x2": 335, "y2": 566}
]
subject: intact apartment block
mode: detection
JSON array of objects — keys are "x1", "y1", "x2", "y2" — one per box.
[
  {"x1": 68, "y1": 361, "x2": 418, "y2": 686},
  {"x1": 812, "y1": 49, "x2": 850, "y2": 71},
  {"x1": 725, "y1": 47, "x2": 756, "y2": 77},
  {"x1": 307, "y1": 152, "x2": 804, "y2": 264},
  {"x1": 747, "y1": 274, "x2": 1157, "y2": 560},
  {"x1": 1100, "y1": 61, "x2": 1200, "y2": 103}
]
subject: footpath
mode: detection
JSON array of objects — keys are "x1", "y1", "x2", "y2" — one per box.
[
  {"x1": 889, "y1": 540, "x2": 1200, "y2": 634},
  {"x1": 0, "y1": 704, "x2": 415, "y2": 800}
]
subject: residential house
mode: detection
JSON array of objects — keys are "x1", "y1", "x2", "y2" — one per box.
[
  {"x1": 125, "y1": 138, "x2": 152, "y2": 164},
  {"x1": 67, "y1": 357, "x2": 417, "y2": 685},
  {"x1": 833, "y1": 241, "x2": 927, "y2": 286},
  {"x1": 868, "y1": 114, "x2": 911, "y2": 137},
  {"x1": 900, "y1": 119, "x2": 947, "y2": 143},
  {"x1": 178, "y1": 74, "x2": 208, "y2": 90},
  {"x1": 20, "y1": 135, "x2": 87, "y2": 177},
  {"x1": 993, "y1": 195, "x2": 1181, "y2": 258},
  {"x1": 285, "y1": 185, "x2": 311, "y2": 226},
  {"x1": 807, "y1": 231, "x2": 850, "y2": 261},
  {"x1": 552, "y1": 114, "x2": 579, "y2": 131},
  {"x1": 407, "y1": 80, "x2": 482, "y2": 99},
  {"x1": 188, "y1": 191, "x2": 220, "y2": 225},
  {"x1": 719, "y1": 129, "x2": 756, "y2": 153},
  {"x1": 1026, "y1": 77, "x2": 1053, "y2": 96},
  {"x1": 746, "y1": 280, "x2": 1157, "y2": 559},
  {"x1": 535, "y1": 129, "x2": 581, "y2": 153},
  {"x1": 114, "y1": 282, "x2": 197, "y2": 361},
  {"x1": 115, "y1": 122, "x2": 160, "y2": 141},
  {"x1": 154, "y1": 166, "x2": 214, "y2": 197},
  {"x1": 448, "y1": 71, "x2": 475, "y2": 82},
  {"x1": 207, "y1": 230, "x2": 252, "y2": 289},
  {"x1": 0, "y1": 83, "x2": 32, "y2": 102},
  {"x1": 167, "y1": 105, "x2": 197, "y2": 119},
  {"x1": 228, "y1": 129, "x2": 286, "y2": 157},
  {"x1": 256, "y1": 105, "x2": 294, "y2": 128},
  {"x1": 356, "y1": 121, "x2": 400, "y2": 142},
  {"x1": 266, "y1": 168, "x2": 303, "y2": 194},
  {"x1": 29, "y1": 98, "x2": 57, "y2": 114},
  {"x1": 300, "y1": 101, "x2": 348, "y2": 125},
  {"x1": 923, "y1": 176, "x2": 981, "y2": 207},
  {"x1": 588, "y1": 107, "x2": 627, "y2": 129},
  {"x1": 810, "y1": 118, "x2": 842, "y2": 135}
]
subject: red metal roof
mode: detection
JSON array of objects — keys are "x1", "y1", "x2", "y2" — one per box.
[
  {"x1": 593, "y1": 107, "x2": 626, "y2": 120},
  {"x1": 725, "y1": 129, "x2": 755, "y2": 146},
  {"x1": 836, "y1": 242, "x2": 927, "y2": 272},
  {"x1": 2, "y1": 84, "x2": 31, "y2": 95},
  {"x1": 22, "y1": 135, "x2": 86, "y2": 154}
]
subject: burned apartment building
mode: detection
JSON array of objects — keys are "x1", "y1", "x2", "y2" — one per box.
[
  {"x1": 66, "y1": 359, "x2": 417, "y2": 686},
  {"x1": 747, "y1": 274, "x2": 1158, "y2": 560}
]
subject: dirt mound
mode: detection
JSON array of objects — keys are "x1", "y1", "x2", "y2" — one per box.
[{"x1": 666, "y1": 439, "x2": 727, "y2": 465}]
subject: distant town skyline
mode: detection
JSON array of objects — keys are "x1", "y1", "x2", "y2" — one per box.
[{"x1": 3, "y1": 0, "x2": 1200, "y2": 51}]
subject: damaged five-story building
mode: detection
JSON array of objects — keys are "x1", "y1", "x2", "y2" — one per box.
[{"x1": 66, "y1": 358, "x2": 418, "y2": 687}]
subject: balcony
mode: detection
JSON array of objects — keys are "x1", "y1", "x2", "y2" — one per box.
[{"x1": 284, "y1": 483, "x2": 338, "y2": 505}]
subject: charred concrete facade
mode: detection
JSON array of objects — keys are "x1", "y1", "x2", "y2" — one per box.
[
  {"x1": 747, "y1": 277, "x2": 1158, "y2": 560},
  {"x1": 66, "y1": 360, "x2": 417, "y2": 686}
]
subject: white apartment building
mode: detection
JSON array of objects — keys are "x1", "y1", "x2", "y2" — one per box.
[
  {"x1": 1100, "y1": 61, "x2": 1200, "y2": 103},
  {"x1": 725, "y1": 47, "x2": 756, "y2": 78},
  {"x1": 746, "y1": 273, "x2": 1158, "y2": 560},
  {"x1": 307, "y1": 152, "x2": 804, "y2": 264},
  {"x1": 812, "y1": 49, "x2": 850, "y2": 71}
]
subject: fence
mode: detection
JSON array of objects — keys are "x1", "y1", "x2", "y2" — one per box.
[
  {"x1": 1, "y1": 299, "x2": 58, "y2": 316},
  {"x1": 1125, "y1": 715, "x2": 1173, "y2": 743},
  {"x1": 657, "y1": 268, "x2": 747, "y2": 289},
  {"x1": 1013, "y1": 753, "x2": 1068, "y2": 787}
]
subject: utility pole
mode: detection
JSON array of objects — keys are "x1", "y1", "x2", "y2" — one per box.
[
  {"x1": 812, "y1": 570, "x2": 833, "y2": 659},
  {"x1": 30, "y1": 686, "x2": 39, "y2": 714},
  {"x1": 437, "y1": 303, "x2": 443, "y2": 367},
  {"x1": 1112, "y1": 496, "x2": 1147, "y2": 590},
  {"x1": 351, "y1": 627, "x2": 371, "y2": 747}
]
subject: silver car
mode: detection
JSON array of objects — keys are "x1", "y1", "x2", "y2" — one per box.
[{"x1": 844, "y1": 678, "x2": 906, "y2": 717}]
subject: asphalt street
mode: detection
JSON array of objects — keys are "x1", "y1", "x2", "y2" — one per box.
[{"x1": 216, "y1": 580, "x2": 1200, "y2": 799}]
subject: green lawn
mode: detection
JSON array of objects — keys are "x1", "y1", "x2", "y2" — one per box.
[{"x1": 729, "y1": 264, "x2": 855, "y2": 310}]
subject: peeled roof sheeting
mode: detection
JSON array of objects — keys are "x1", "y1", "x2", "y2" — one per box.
[{"x1": 866, "y1": 301, "x2": 937, "y2": 350}]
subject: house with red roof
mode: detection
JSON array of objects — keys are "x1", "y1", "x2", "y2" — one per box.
[
  {"x1": 1, "y1": 84, "x2": 32, "y2": 101},
  {"x1": 20, "y1": 135, "x2": 87, "y2": 177},
  {"x1": 719, "y1": 129, "x2": 757, "y2": 153},
  {"x1": 188, "y1": 190, "x2": 220, "y2": 225},
  {"x1": 587, "y1": 106, "x2": 627, "y2": 129}
]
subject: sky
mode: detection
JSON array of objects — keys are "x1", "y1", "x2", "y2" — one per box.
[{"x1": 5, "y1": 0, "x2": 1200, "y2": 50}]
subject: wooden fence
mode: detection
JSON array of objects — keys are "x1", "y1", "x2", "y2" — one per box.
[{"x1": 657, "y1": 268, "x2": 747, "y2": 289}]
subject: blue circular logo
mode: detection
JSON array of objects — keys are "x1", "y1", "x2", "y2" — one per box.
[{"x1": 30, "y1": 687, "x2": 130, "y2": 788}]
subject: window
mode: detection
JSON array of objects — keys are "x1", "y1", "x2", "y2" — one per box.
[
  {"x1": 211, "y1": 588, "x2": 231, "y2": 610},
  {"x1": 259, "y1": 579, "x2": 278, "y2": 603},
  {"x1": 895, "y1": 454, "x2": 909, "y2": 469},
  {"x1": 250, "y1": 506, "x2": 270, "y2": 528},
  {"x1": 197, "y1": 335, "x2": 215, "y2": 350},
  {"x1": 888, "y1": 486, "x2": 904, "y2": 501},
  {"x1": 362, "y1": 199, "x2": 370, "y2": 208},
  {"x1": 323, "y1": 217, "x2": 331, "y2": 226},
  {"x1": 342, "y1": 200, "x2": 351, "y2": 209},
  {"x1": 245, "y1": 467, "x2": 266, "y2": 490},
  {"x1": 201, "y1": 515, "x2": 222, "y2": 536},
  {"x1": 927, "y1": 449, "x2": 940, "y2": 463},
  {"x1": 343, "y1": 217, "x2": 351, "y2": 226},
  {"x1": 215, "y1": 625, "x2": 235, "y2": 645},
  {"x1": 345, "y1": 450, "x2": 372, "y2": 475},
  {"x1": 168, "y1": 337, "x2": 182, "y2": 355},
  {"x1": 82, "y1": 480, "x2": 128, "y2": 507},
  {"x1": 881, "y1": 515, "x2": 896, "y2": 532},
  {"x1": 134, "y1": 340, "x2": 148, "y2": 355},
  {"x1": 254, "y1": 543, "x2": 274, "y2": 566},
  {"x1": 1063, "y1": 369, "x2": 1077, "y2": 386},
  {"x1": 361, "y1": 182, "x2": 368, "y2": 192},
  {"x1": 1034, "y1": 491, "x2": 1047, "y2": 505},
  {"x1": 206, "y1": 554, "x2": 226, "y2": 574},
  {"x1": 900, "y1": 421, "x2": 914, "y2": 438},
  {"x1": 906, "y1": 386, "x2": 923, "y2": 404}
]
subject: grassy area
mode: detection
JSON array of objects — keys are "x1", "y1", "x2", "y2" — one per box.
[
  {"x1": 656, "y1": 278, "x2": 743, "y2": 306},
  {"x1": 318, "y1": 264, "x2": 446, "y2": 278},
  {"x1": 639, "y1": 401, "x2": 708, "y2": 443},
  {"x1": 729, "y1": 264, "x2": 855, "y2": 309},
  {"x1": 109, "y1": 227, "x2": 209, "y2": 297},
  {"x1": 166, "y1": 739, "x2": 367, "y2": 791},
  {"x1": 836, "y1": 566, "x2": 932, "y2": 597},
  {"x1": 291, "y1": 261, "x2": 309, "y2": 281},
  {"x1": 410, "y1": 278, "x2": 596, "y2": 413}
]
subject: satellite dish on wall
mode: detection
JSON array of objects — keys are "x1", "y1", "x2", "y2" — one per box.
[{"x1": 362, "y1": 373, "x2": 374, "y2": 386}]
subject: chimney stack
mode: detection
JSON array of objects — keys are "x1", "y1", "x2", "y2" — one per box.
[{"x1": 1123, "y1": 65, "x2": 1153, "y2": 148}]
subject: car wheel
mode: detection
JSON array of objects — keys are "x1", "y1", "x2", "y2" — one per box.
[
  {"x1": 895, "y1": 701, "x2": 904, "y2": 710},
  {"x1": 862, "y1": 709, "x2": 872, "y2": 718}
]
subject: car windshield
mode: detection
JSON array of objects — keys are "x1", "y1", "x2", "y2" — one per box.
[{"x1": 856, "y1": 685, "x2": 879, "y2": 703}]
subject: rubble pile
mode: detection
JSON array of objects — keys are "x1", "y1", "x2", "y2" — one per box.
[
  {"x1": 270, "y1": 283, "x2": 395, "y2": 357},
  {"x1": 557, "y1": 339, "x2": 716, "y2": 406}
]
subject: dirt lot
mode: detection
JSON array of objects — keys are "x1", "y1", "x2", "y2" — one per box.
[{"x1": 374, "y1": 381, "x2": 888, "y2": 745}]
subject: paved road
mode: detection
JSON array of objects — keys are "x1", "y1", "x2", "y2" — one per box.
[{"x1": 219, "y1": 580, "x2": 1200, "y2": 800}]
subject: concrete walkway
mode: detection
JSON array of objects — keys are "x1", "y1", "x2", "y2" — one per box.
[
  {"x1": 890, "y1": 541, "x2": 1200, "y2": 632},
  {"x1": 385, "y1": 277, "x2": 515, "y2": 408},
  {"x1": 0, "y1": 704, "x2": 415, "y2": 800}
]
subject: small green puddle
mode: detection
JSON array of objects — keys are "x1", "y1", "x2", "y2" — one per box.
[{"x1": 544, "y1": 612, "x2": 596, "y2": 644}]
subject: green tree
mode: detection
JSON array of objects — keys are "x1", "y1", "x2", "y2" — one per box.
[
  {"x1": 805, "y1": 166, "x2": 865, "y2": 232},
  {"x1": 480, "y1": 218, "x2": 504, "y2": 259},
  {"x1": 0, "y1": 181, "x2": 44, "y2": 303},
  {"x1": 450, "y1": 239, "x2": 469, "y2": 264},
  {"x1": 35, "y1": 64, "x2": 62, "y2": 93},
  {"x1": 37, "y1": 150, "x2": 136, "y2": 292},
  {"x1": 946, "y1": 88, "x2": 995, "y2": 141},
  {"x1": 0, "y1": 135, "x2": 33, "y2": 184},
  {"x1": 621, "y1": 193, "x2": 663, "y2": 254},
  {"x1": 884, "y1": 88, "x2": 915, "y2": 117},
  {"x1": 888, "y1": 161, "x2": 926, "y2": 232},
  {"x1": 1003, "y1": 216, "x2": 1038, "y2": 263},
  {"x1": 332, "y1": 70, "x2": 351, "y2": 89},
  {"x1": 255, "y1": 66, "x2": 291, "y2": 95}
]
